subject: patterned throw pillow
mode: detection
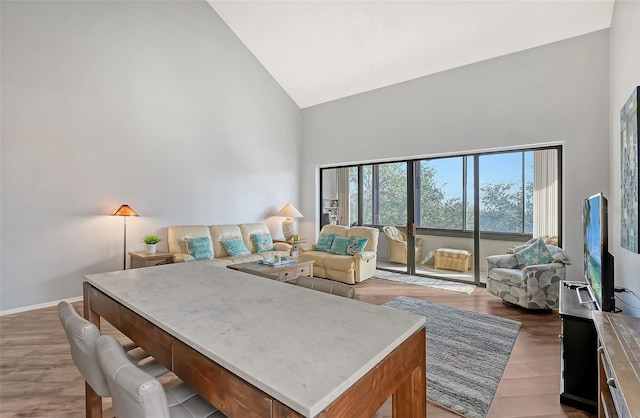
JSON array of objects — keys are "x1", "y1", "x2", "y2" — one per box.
[
  {"x1": 346, "y1": 236, "x2": 368, "y2": 255},
  {"x1": 515, "y1": 238, "x2": 554, "y2": 267},
  {"x1": 252, "y1": 233, "x2": 275, "y2": 253},
  {"x1": 315, "y1": 233, "x2": 336, "y2": 252},
  {"x1": 222, "y1": 237, "x2": 251, "y2": 257},
  {"x1": 327, "y1": 236, "x2": 350, "y2": 255},
  {"x1": 184, "y1": 237, "x2": 213, "y2": 261}
]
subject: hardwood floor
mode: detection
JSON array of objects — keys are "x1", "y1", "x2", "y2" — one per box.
[{"x1": 0, "y1": 278, "x2": 595, "y2": 418}]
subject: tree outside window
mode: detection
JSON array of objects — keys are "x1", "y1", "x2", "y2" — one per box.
[{"x1": 349, "y1": 151, "x2": 534, "y2": 234}]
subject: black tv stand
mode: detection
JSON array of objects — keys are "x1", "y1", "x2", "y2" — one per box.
[{"x1": 559, "y1": 280, "x2": 598, "y2": 413}]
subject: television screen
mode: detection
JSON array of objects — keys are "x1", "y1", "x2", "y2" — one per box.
[{"x1": 583, "y1": 193, "x2": 615, "y2": 311}]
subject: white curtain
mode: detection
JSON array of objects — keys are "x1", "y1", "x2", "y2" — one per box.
[
  {"x1": 337, "y1": 168, "x2": 350, "y2": 226},
  {"x1": 533, "y1": 150, "x2": 558, "y2": 238}
]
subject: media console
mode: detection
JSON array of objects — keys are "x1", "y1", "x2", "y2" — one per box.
[
  {"x1": 559, "y1": 281, "x2": 598, "y2": 412},
  {"x1": 592, "y1": 310, "x2": 640, "y2": 417}
]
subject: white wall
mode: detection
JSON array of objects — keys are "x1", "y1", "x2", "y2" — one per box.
[
  {"x1": 608, "y1": 0, "x2": 640, "y2": 316},
  {"x1": 1, "y1": 1, "x2": 301, "y2": 311},
  {"x1": 301, "y1": 30, "x2": 610, "y2": 283}
]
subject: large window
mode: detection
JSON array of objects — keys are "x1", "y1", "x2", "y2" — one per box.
[
  {"x1": 320, "y1": 146, "x2": 559, "y2": 283},
  {"x1": 418, "y1": 157, "x2": 464, "y2": 230},
  {"x1": 477, "y1": 152, "x2": 533, "y2": 233},
  {"x1": 358, "y1": 163, "x2": 407, "y2": 226},
  {"x1": 323, "y1": 148, "x2": 554, "y2": 235},
  {"x1": 415, "y1": 152, "x2": 533, "y2": 233}
]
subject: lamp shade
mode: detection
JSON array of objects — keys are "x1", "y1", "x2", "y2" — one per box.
[
  {"x1": 277, "y1": 203, "x2": 303, "y2": 218},
  {"x1": 112, "y1": 204, "x2": 139, "y2": 217}
]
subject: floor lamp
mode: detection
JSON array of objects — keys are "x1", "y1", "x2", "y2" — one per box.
[{"x1": 112, "y1": 204, "x2": 139, "y2": 270}]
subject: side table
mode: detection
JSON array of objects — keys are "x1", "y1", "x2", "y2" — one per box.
[
  {"x1": 129, "y1": 251, "x2": 174, "y2": 269},
  {"x1": 274, "y1": 239, "x2": 308, "y2": 257},
  {"x1": 289, "y1": 240, "x2": 307, "y2": 257}
]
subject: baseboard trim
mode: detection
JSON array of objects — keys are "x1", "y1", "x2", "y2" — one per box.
[{"x1": 0, "y1": 296, "x2": 83, "y2": 317}]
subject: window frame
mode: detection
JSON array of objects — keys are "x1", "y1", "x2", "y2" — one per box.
[{"x1": 319, "y1": 145, "x2": 562, "y2": 244}]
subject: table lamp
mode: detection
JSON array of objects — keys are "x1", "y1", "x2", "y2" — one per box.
[
  {"x1": 277, "y1": 203, "x2": 303, "y2": 241},
  {"x1": 112, "y1": 204, "x2": 139, "y2": 269}
]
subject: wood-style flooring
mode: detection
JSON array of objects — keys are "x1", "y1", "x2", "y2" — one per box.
[{"x1": 0, "y1": 278, "x2": 595, "y2": 418}]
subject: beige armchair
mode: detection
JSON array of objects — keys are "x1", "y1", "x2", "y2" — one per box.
[{"x1": 383, "y1": 226, "x2": 422, "y2": 265}]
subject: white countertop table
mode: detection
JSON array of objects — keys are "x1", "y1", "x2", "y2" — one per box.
[{"x1": 84, "y1": 262, "x2": 426, "y2": 418}]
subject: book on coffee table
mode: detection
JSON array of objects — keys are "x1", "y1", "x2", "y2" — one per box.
[{"x1": 259, "y1": 257, "x2": 297, "y2": 267}]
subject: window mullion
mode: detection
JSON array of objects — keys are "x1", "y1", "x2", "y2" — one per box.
[{"x1": 521, "y1": 152, "x2": 525, "y2": 234}]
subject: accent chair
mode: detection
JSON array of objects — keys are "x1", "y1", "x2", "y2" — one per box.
[
  {"x1": 382, "y1": 226, "x2": 422, "y2": 265},
  {"x1": 486, "y1": 239, "x2": 572, "y2": 310}
]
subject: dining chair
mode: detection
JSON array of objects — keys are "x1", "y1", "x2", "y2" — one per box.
[
  {"x1": 57, "y1": 301, "x2": 168, "y2": 397},
  {"x1": 296, "y1": 276, "x2": 355, "y2": 299},
  {"x1": 96, "y1": 334, "x2": 226, "y2": 418}
]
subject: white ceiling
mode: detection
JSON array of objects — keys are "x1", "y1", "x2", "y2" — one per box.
[{"x1": 208, "y1": 0, "x2": 614, "y2": 108}]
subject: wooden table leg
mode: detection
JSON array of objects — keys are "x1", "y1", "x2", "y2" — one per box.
[
  {"x1": 392, "y1": 327, "x2": 426, "y2": 418},
  {"x1": 83, "y1": 282, "x2": 102, "y2": 418},
  {"x1": 85, "y1": 383, "x2": 102, "y2": 418}
]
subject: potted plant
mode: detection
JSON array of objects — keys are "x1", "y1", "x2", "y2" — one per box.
[{"x1": 142, "y1": 234, "x2": 162, "y2": 254}]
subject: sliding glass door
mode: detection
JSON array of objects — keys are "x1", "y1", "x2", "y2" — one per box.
[
  {"x1": 413, "y1": 156, "x2": 476, "y2": 282},
  {"x1": 364, "y1": 162, "x2": 413, "y2": 274},
  {"x1": 319, "y1": 146, "x2": 561, "y2": 286}
]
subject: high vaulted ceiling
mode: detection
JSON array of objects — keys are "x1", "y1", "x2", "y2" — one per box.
[{"x1": 208, "y1": 0, "x2": 615, "y2": 108}]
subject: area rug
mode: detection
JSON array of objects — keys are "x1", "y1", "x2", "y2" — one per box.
[
  {"x1": 383, "y1": 296, "x2": 521, "y2": 418},
  {"x1": 374, "y1": 270, "x2": 476, "y2": 295}
]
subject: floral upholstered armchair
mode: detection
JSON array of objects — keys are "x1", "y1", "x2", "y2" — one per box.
[{"x1": 486, "y1": 238, "x2": 572, "y2": 310}]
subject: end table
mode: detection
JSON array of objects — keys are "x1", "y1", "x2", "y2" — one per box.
[
  {"x1": 129, "y1": 251, "x2": 174, "y2": 269},
  {"x1": 273, "y1": 239, "x2": 307, "y2": 257},
  {"x1": 289, "y1": 240, "x2": 307, "y2": 257}
]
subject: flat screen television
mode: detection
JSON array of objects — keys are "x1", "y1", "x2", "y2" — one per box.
[{"x1": 583, "y1": 193, "x2": 615, "y2": 312}]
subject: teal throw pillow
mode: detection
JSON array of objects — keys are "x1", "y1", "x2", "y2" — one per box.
[
  {"x1": 184, "y1": 237, "x2": 213, "y2": 261},
  {"x1": 327, "y1": 236, "x2": 350, "y2": 255},
  {"x1": 346, "y1": 236, "x2": 368, "y2": 255},
  {"x1": 222, "y1": 237, "x2": 251, "y2": 257},
  {"x1": 515, "y1": 238, "x2": 554, "y2": 267},
  {"x1": 315, "y1": 233, "x2": 336, "y2": 252},
  {"x1": 252, "y1": 233, "x2": 275, "y2": 253}
]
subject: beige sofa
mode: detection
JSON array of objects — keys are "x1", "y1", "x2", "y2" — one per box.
[
  {"x1": 298, "y1": 225, "x2": 379, "y2": 284},
  {"x1": 168, "y1": 223, "x2": 291, "y2": 267}
]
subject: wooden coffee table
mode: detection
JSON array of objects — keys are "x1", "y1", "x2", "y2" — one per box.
[{"x1": 228, "y1": 259, "x2": 314, "y2": 283}]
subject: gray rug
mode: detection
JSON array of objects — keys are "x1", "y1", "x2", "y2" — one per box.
[
  {"x1": 375, "y1": 270, "x2": 476, "y2": 295},
  {"x1": 383, "y1": 296, "x2": 521, "y2": 418}
]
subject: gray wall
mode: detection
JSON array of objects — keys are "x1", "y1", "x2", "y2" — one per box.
[
  {"x1": 1, "y1": 1, "x2": 301, "y2": 312},
  {"x1": 301, "y1": 30, "x2": 611, "y2": 284},
  {"x1": 608, "y1": 0, "x2": 640, "y2": 316}
]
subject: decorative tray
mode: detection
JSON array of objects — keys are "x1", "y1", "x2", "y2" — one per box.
[{"x1": 258, "y1": 257, "x2": 297, "y2": 267}]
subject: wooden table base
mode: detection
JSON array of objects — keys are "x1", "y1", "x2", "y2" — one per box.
[{"x1": 83, "y1": 281, "x2": 426, "y2": 418}]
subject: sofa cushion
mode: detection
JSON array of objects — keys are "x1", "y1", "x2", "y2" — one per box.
[
  {"x1": 202, "y1": 258, "x2": 235, "y2": 268},
  {"x1": 209, "y1": 225, "x2": 242, "y2": 257},
  {"x1": 222, "y1": 237, "x2": 251, "y2": 257},
  {"x1": 323, "y1": 254, "x2": 356, "y2": 275},
  {"x1": 516, "y1": 238, "x2": 553, "y2": 266},
  {"x1": 346, "y1": 237, "x2": 368, "y2": 255},
  {"x1": 239, "y1": 223, "x2": 271, "y2": 253},
  {"x1": 328, "y1": 236, "x2": 350, "y2": 255},
  {"x1": 319, "y1": 224, "x2": 349, "y2": 238},
  {"x1": 168, "y1": 225, "x2": 212, "y2": 255},
  {"x1": 347, "y1": 226, "x2": 379, "y2": 252},
  {"x1": 184, "y1": 237, "x2": 213, "y2": 261},
  {"x1": 315, "y1": 233, "x2": 336, "y2": 252},
  {"x1": 252, "y1": 233, "x2": 275, "y2": 253}
]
